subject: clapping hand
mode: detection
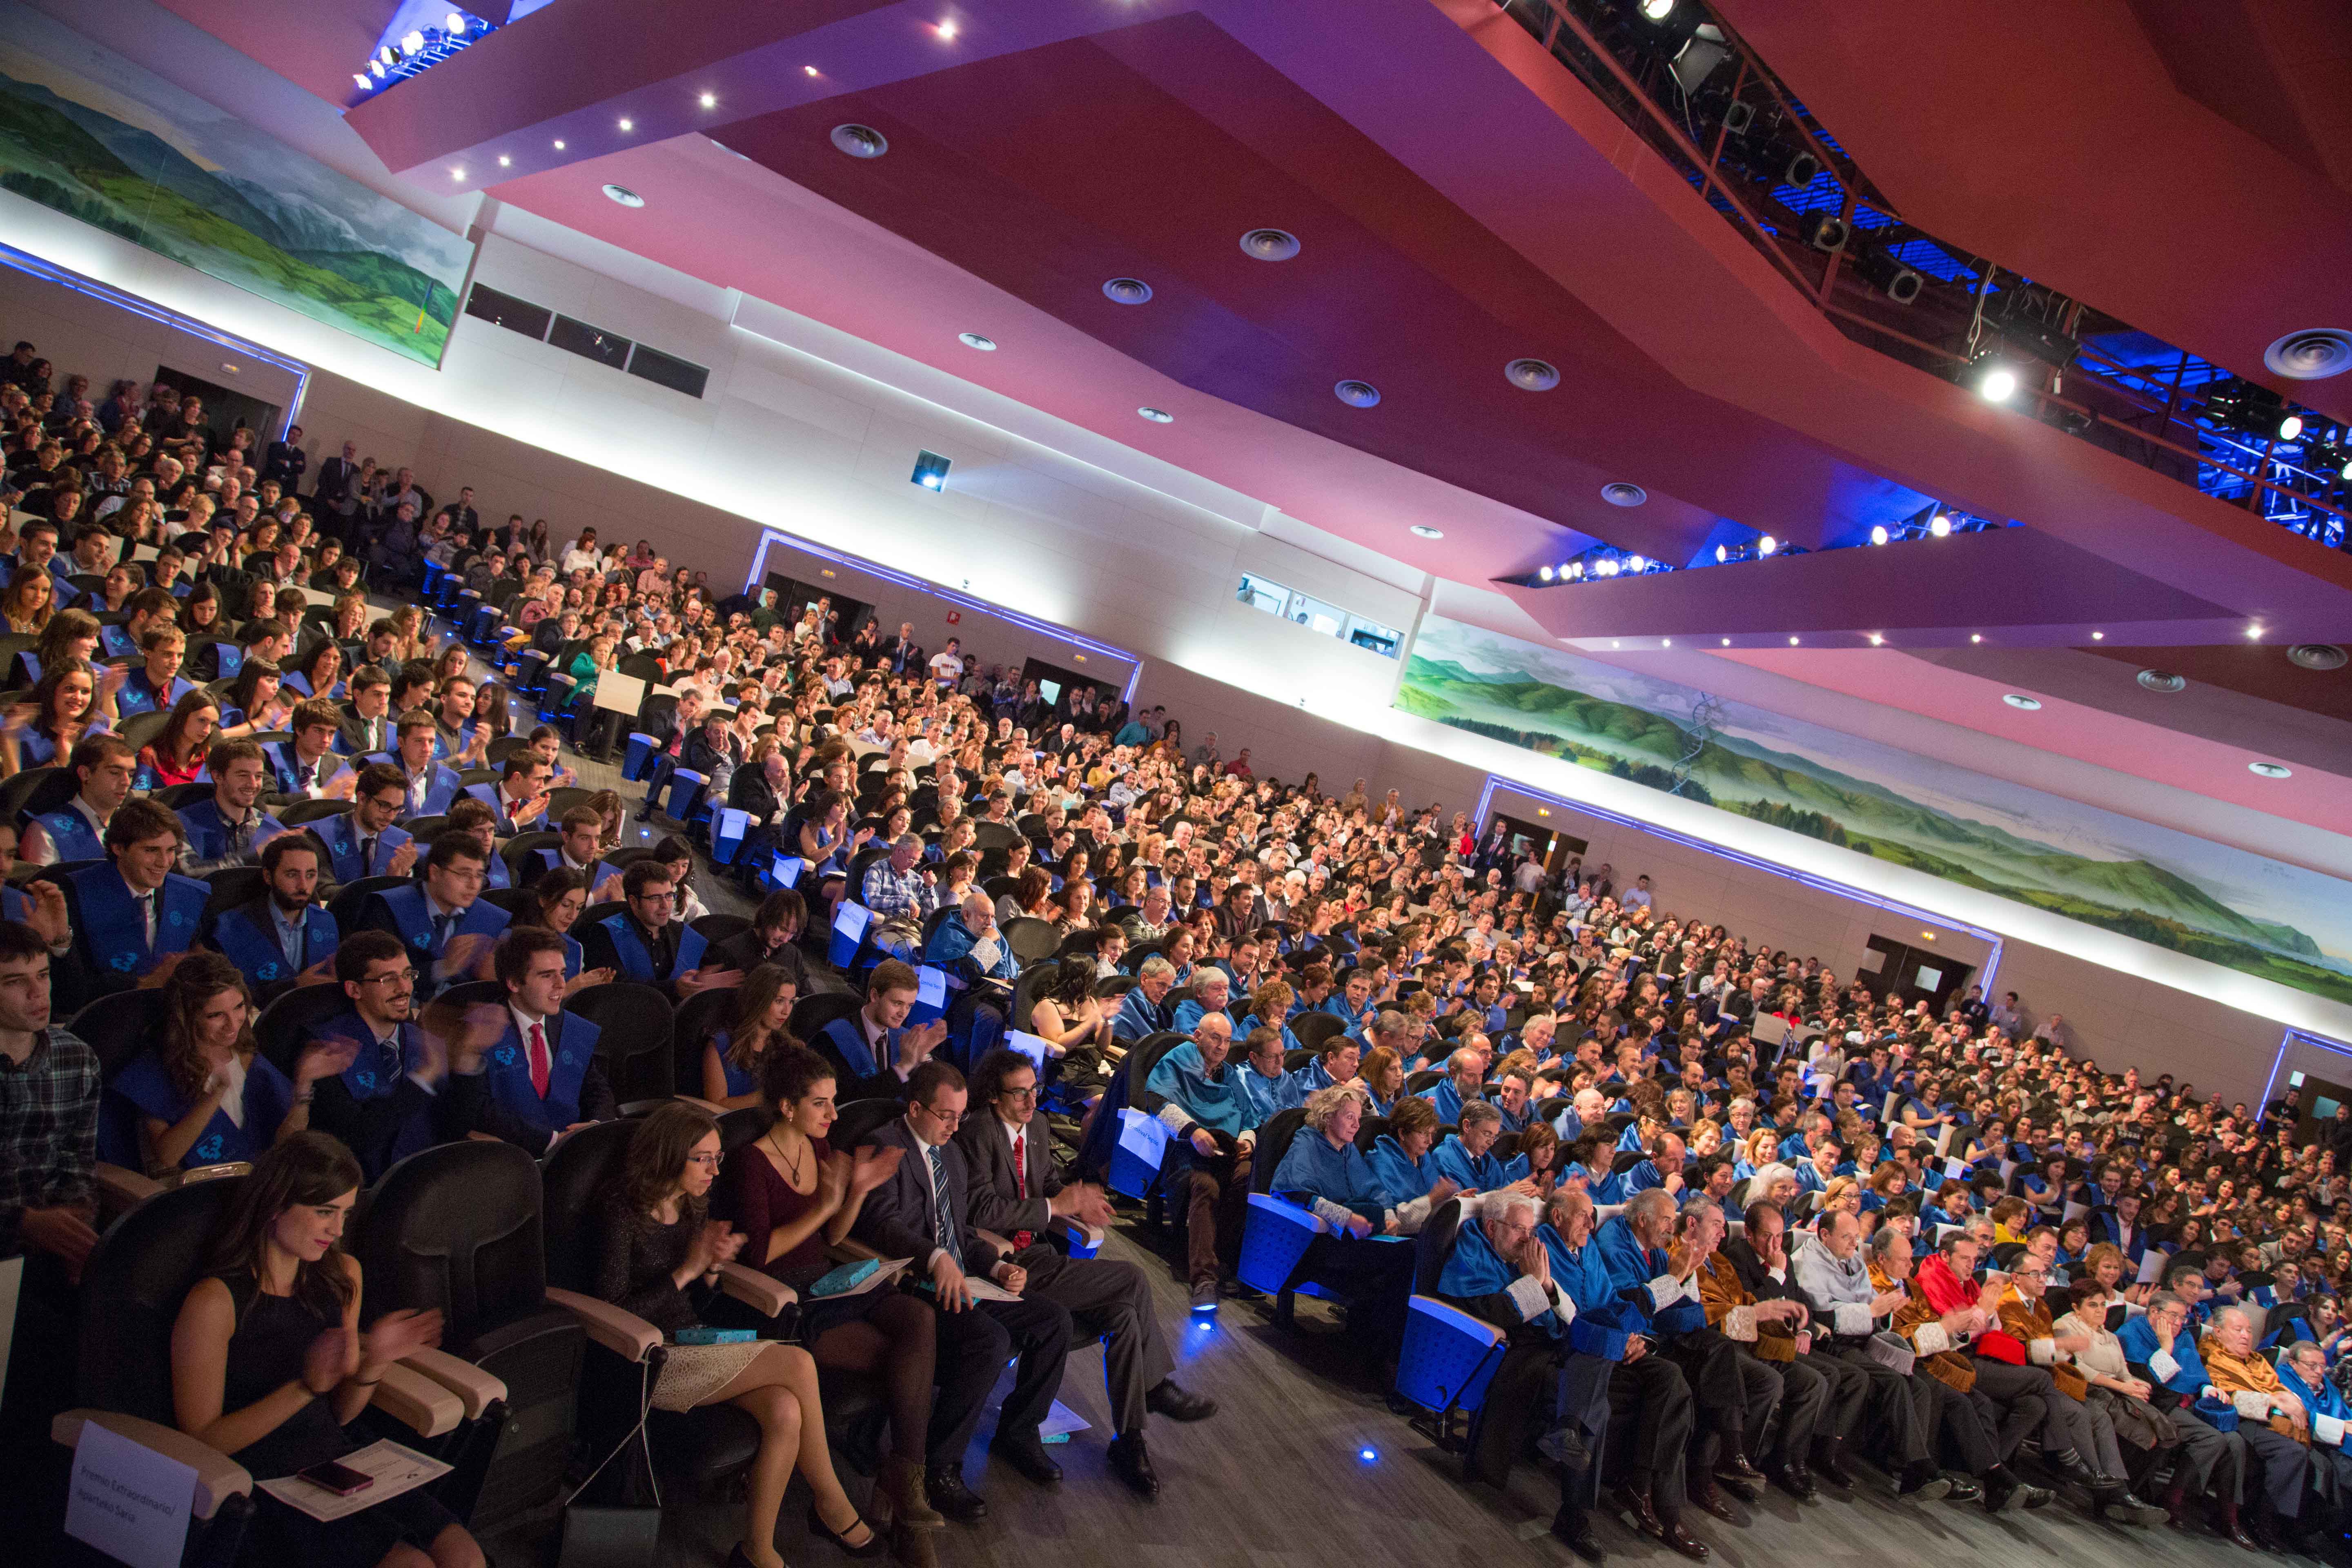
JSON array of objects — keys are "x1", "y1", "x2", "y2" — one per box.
[
  {"x1": 22, "y1": 881, "x2": 67, "y2": 948},
  {"x1": 294, "y1": 1035, "x2": 361, "y2": 1089},
  {"x1": 849, "y1": 1144, "x2": 903, "y2": 1194},
  {"x1": 360, "y1": 1307, "x2": 444, "y2": 1372}
]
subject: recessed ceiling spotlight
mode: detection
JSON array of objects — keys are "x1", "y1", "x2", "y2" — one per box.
[
  {"x1": 699, "y1": 91, "x2": 717, "y2": 108},
  {"x1": 1721, "y1": 638, "x2": 1730, "y2": 646},
  {"x1": 2265, "y1": 328, "x2": 2352, "y2": 381},
  {"x1": 1929, "y1": 513, "x2": 1952, "y2": 537},
  {"x1": 1612, "y1": 641, "x2": 1621, "y2": 649},
  {"x1": 1239, "y1": 228, "x2": 1300, "y2": 261},
  {"x1": 1970, "y1": 633, "x2": 1982, "y2": 643},
  {"x1": 2003, "y1": 693, "x2": 2042, "y2": 710},
  {"x1": 450, "y1": 167, "x2": 466, "y2": 181},
  {"x1": 1137, "y1": 406, "x2": 1173, "y2": 423},
  {"x1": 1661, "y1": 638, "x2": 1671, "y2": 647},
  {"x1": 497, "y1": 154, "x2": 510, "y2": 167},
  {"x1": 1334, "y1": 379, "x2": 1381, "y2": 408},
  {"x1": 553, "y1": 138, "x2": 566, "y2": 149},
  {"x1": 2136, "y1": 669, "x2": 2187, "y2": 693},
  {"x1": 617, "y1": 117, "x2": 633, "y2": 131},
  {"x1": 2250, "y1": 761, "x2": 2293, "y2": 778},
  {"x1": 1869, "y1": 525, "x2": 1889, "y2": 544},
  {"x1": 1102, "y1": 277, "x2": 1152, "y2": 305},
  {"x1": 1868, "y1": 633, "x2": 1883, "y2": 645},
  {"x1": 2090, "y1": 630, "x2": 2104, "y2": 639},
  {"x1": 1505, "y1": 357, "x2": 1560, "y2": 392},
  {"x1": 936, "y1": 19, "x2": 958, "y2": 39},
  {"x1": 1789, "y1": 636, "x2": 1800, "y2": 645},
  {"x1": 2289, "y1": 643, "x2": 2348, "y2": 670},
  {"x1": 601, "y1": 183, "x2": 644, "y2": 207},
  {"x1": 831, "y1": 123, "x2": 888, "y2": 158},
  {"x1": 2247, "y1": 623, "x2": 2264, "y2": 639},
  {"x1": 1409, "y1": 524, "x2": 1444, "y2": 539},
  {"x1": 804, "y1": 65, "x2": 819, "y2": 76},
  {"x1": 1600, "y1": 482, "x2": 1647, "y2": 507},
  {"x1": 1538, "y1": 565, "x2": 1554, "y2": 580},
  {"x1": 957, "y1": 332, "x2": 996, "y2": 351},
  {"x1": 1757, "y1": 535, "x2": 1778, "y2": 556}
]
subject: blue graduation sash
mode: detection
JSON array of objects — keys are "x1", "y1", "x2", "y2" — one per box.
[
  {"x1": 821, "y1": 1014, "x2": 883, "y2": 1078},
  {"x1": 320, "y1": 1011, "x2": 438, "y2": 1168},
  {"x1": 74, "y1": 863, "x2": 205, "y2": 976},
  {"x1": 33, "y1": 805, "x2": 103, "y2": 863},
  {"x1": 212, "y1": 900, "x2": 337, "y2": 989},
  {"x1": 316, "y1": 814, "x2": 412, "y2": 882},
  {"x1": 378, "y1": 884, "x2": 511, "y2": 964},
  {"x1": 602, "y1": 917, "x2": 706, "y2": 987},
  {"x1": 104, "y1": 1048, "x2": 294, "y2": 1169},
  {"x1": 481, "y1": 1011, "x2": 600, "y2": 1133},
  {"x1": 116, "y1": 670, "x2": 196, "y2": 717},
  {"x1": 176, "y1": 799, "x2": 288, "y2": 863}
]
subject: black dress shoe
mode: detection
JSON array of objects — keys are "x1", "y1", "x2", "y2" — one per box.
[
  {"x1": 1813, "y1": 1442, "x2": 1856, "y2": 1488},
  {"x1": 1771, "y1": 1463, "x2": 1817, "y2": 1503},
  {"x1": 1690, "y1": 1482, "x2": 1739, "y2": 1522},
  {"x1": 1660, "y1": 1520, "x2": 1711, "y2": 1561},
  {"x1": 1552, "y1": 1508, "x2": 1607, "y2": 1562},
  {"x1": 1719, "y1": 1455, "x2": 1766, "y2": 1486},
  {"x1": 1942, "y1": 1475, "x2": 1981, "y2": 1503},
  {"x1": 1107, "y1": 1434, "x2": 1160, "y2": 1499},
  {"x1": 989, "y1": 1433, "x2": 1064, "y2": 1486},
  {"x1": 1145, "y1": 1379, "x2": 1217, "y2": 1422},
  {"x1": 1612, "y1": 1484, "x2": 1665, "y2": 1539},
  {"x1": 1709, "y1": 1469, "x2": 1759, "y2": 1504},
  {"x1": 923, "y1": 1467, "x2": 988, "y2": 1526}
]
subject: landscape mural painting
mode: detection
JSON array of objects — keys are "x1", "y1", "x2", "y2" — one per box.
[
  {"x1": 0, "y1": 3, "x2": 471, "y2": 367},
  {"x1": 1398, "y1": 614, "x2": 2352, "y2": 1007}
]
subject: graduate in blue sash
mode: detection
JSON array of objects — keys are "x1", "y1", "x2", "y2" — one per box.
[
  {"x1": 1429, "y1": 1102, "x2": 1514, "y2": 1193},
  {"x1": 21, "y1": 730, "x2": 136, "y2": 867},
  {"x1": 302, "y1": 930, "x2": 474, "y2": 1179},
  {"x1": 443, "y1": 798, "x2": 515, "y2": 891},
  {"x1": 1264, "y1": 1083, "x2": 1428, "y2": 1359},
  {"x1": 0, "y1": 659, "x2": 112, "y2": 773},
  {"x1": 1141, "y1": 1014, "x2": 1264, "y2": 1311},
  {"x1": 59, "y1": 797, "x2": 209, "y2": 1009},
  {"x1": 814, "y1": 958, "x2": 949, "y2": 1102},
  {"x1": 451, "y1": 927, "x2": 615, "y2": 1156},
  {"x1": 353, "y1": 830, "x2": 510, "y2": 997},
  {"x1": 99, "y1": 951, "x2": 355, "y2": 1174},
  {"x1": 1368, "y1": 1096, "x2": 1444, "y2": 1208},
  {"x1": 462, "y1": 751, "x2": 554, "y2": 835},
  {"x1": 175, "y1": 739, "x2": 287, "y2": 873},
  {"x1": 111, "y1": 627, "x2": 198, "y2": 718},
  {"x1": 205, "y1": 835, "x2": 337, "y2": 1002},
  {"x1": 261, "y1": 699, "x2": 352, "y2": 798},
  {"x1": 578, "y1": 858, "x2": 717, "y2": 998},
  {"x1": 314, "y1": 763, "x2": 419, "y2": 883},
  {"x1": 368, "y1": 710, "x2": 463, "y2": 820}
]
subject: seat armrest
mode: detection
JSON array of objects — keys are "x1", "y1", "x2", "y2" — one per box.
[
  {"x1": 545, "y1": 1288, "x2": 661, "y2": 1362},
  {"x1": 397, "y1": 1348, "x2": 507, "y2": 1419},
  {"x1": 93, "y1": 1162, "x2": 161, "y2": 1216},
  {"x1": 371, "y1": 1363, "x2": 463, "y2": 1438},
  {"x1": 1051, "y1": 1217, "x2": 1106, "y2": 1250},
  {"x1": 53, "y1": 1411, "x2": 251, "y2": 1521},
  {"x1": 973, "y1": 1227, "x2": 1013, "y2": 1256},
  {"x1": 676, "y1": 1095, "x2": 726, "y2": 1115},
  {"x1": 829, "y1": 1238, "x2": 882, "y2": 1263},
  {"x1": 716, "y1": 1262, "x2": 796, "y2": 1317}
]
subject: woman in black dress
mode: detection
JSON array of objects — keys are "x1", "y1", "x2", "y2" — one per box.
[
  {"x1": 169, "y1": 1132, "x2": 478, "y2": 1568},
  {"x1": 594, "y1": 1102, "x2": 882, "y2": 1568}
]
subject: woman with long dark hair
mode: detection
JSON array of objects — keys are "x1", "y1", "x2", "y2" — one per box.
[
  {"x1": 699, "y1": 961, "x2": 798, "y2": 1109},
  {"x1": 136, "y1": 690, "x2": 220, "y2": 788},
  {"x1": 593, "y1": 1102, "x2": 881, "y2": 1568},
  {"x1": 171, "y1": 1132, "x2": 479, "y2": 1568},
  {"x1": 715, "y1": 1047, "x2": 937, "y2": 1542},
  {"x1": 0, "y1": 657, "x2": 109, "y2": 775}
]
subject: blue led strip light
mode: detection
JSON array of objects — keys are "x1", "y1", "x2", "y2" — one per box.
[
  {"x1": 747, "y1": 528, "x2": 1145, "y2": 703},
  {"x1": 0, "y1": 239, "x2": 312, "y2": 440},
  {"x1": 1473, "y1": 771, "x2": 2008, "y2": 995},
  {"x1": 2259, "y1": 1029, "x2": 2352, "y2": 1116}
]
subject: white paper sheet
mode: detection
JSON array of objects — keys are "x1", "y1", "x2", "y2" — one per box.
[{"x1": 256, "y1": 1439, "x2": 452, "y2": 1523}]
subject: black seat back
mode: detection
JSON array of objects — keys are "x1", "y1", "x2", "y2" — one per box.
[
  {"x1": 1415, "y1": 1196, "x2": 1466, "y2": 1296},
  {"x1": 68, "y1": 988, "x2": 174, "y2": 1080},
  {"x1": 689, "y1": 913, "x2": 750, "y2": 949},
  {"x1": 1002, "y1": 915, "x2": 1059, "y2": 967},
  {"x1": 831, "y1": 1097, "x2": 905, "y2": 1152},
  {"x1": 540, "y1": 1120, "x2": 637, "y2": 1296},
  {"x1": 790, "y1": 992, "x2": 867, "y2": 1080},
  {"x1": 79, "y1": 1176, "x2": 246, "y2": 1422},
  {"x1": 1253, "y1": 1107, "x2": 1310, "y2": 1194},
  {"x1": 360, "y1": 1139, "x2": 550, "y2": 1346},
  {"x1": 571, "y1": 983, "x2": 675, "y2": 1104},
  {"x1": 1293, "y1": 1011, "x2": 1346, "y2": 1051},
  {"x1": 673, "y1": 987, "x2": 738, "y2": 1096},
  {"x1": 256, "y1": 979, "x2": 361, "y2": 1074}
]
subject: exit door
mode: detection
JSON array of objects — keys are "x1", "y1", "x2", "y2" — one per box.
[{"x1": 1860, "y1": 933, "x2": 1973, "y2": 1013}]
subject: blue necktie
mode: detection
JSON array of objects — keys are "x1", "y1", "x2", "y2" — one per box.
[
  {"x1": 433, "y1": 911, "x2": 458, "y2": 952},
  {"x1": 926, "y1": 1145, "x2": 963, "y2": 1269}
]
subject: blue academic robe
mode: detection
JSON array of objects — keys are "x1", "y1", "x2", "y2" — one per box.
[
  {"x1": 1428, "y1": 1132, "x2": 1508, "y2": 1193},
  {"x1": 15, "y1": 715, "x2": 109, "y2": 769},
  {"x1": 1593, "y1": 1214, "x2": 1707, "y2": 1336},
  {"x1": 924, "y1": 915, "x2": 1018, "y2": 981},
  {"x1": 364, "y1": 753, "x2": 463, "y2": 819},
  {"x1": 209, "y1": 899, "x2": 338, "y2": 994},
  {"x1": 1236, "y1": 1014, "x2": 1304, "y2": 1055},
  {"x1": 371, "y1": 885, "x2": 510, "y2": 977},
  {"x1": 313, "y1": 813, "x2": 413, "y2": 884},
  {"x1": 1171, "y1": 998, "x2": 1233, "y2": 1038},
  {"x1": 176, "y1": 799, "x2": 288, "y2": 864},
  {"x1": 1241, "y1": 1064, "x2": 1303, "y2": 1118},
  {"x1": 2119, "y1": 1315, "x2": 2207, "y2": 1401},
  {"x1": 477, "y1": 1011, "x2": 601, "y2": 1143},
  {"x1": 1321, "y1": 993, "x2": 1369, "y2": 1029},
  {"x1": 1541, "y1": 1224, "x2": 1638, "y2": 1358},
  {"x1": 1421, "y1": 1077, "x2": 1468, "y2": 1127},
  {"x1": 1367, "y1": 1134, "x2": 1434, "y2": 1209},
  {"x1": 31, "y1": 802, "x2": 104, "y2": 864},
  {"x1": 114, "y1": 670, "x2": 197, "y2": 718},
  {"x1": 102, "y1": 1048, "x2": 295, "y2": 1170},
  {"x1": 70, "y1": 862, "x2": 207, "y2": 982},
  {"x1": 1111, "y1": 988, "x2": 1172, "y2": 1042},
  {"x1": 1271, "y1": 1130, "x2": 1391, "y2": 1220},
  {"x1": 1440, "y1": 1218, "x2": 1562, "y2": 1336}
]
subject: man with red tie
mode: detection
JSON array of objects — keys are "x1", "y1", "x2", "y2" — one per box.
[
  {"x1": 952, "y1": 1047, "x2": 1216, "y2": 1498},
  {"x1": 457, "y1": 926, "x2": 615, "y2": 1154}
]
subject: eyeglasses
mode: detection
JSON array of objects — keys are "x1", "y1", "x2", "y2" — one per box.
[
  {"x1": 361, "y1": 969, "x2": 418, "y2": 986},
  {"x1": 998, "y1": 1084, "x2": 1039, "y2": 1101},
  {"x1": 684, "y1": 1152, "x2": 720, "y2": 1167},
  {"x1": 915, "y1": 1102, "x2": 965, "y2": 1127}
]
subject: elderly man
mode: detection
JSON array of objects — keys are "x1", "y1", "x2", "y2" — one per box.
[
  {"x1": 1171, "y1": 967, "x2": 1234, "y2": 1036},
  {"x1": 1422, "y1": 1043, "x2": 1489, "y2": 1126},
  {"x1": 2120, "y1": 1290, "x2": 2260, "y2": 1543},
  {"x1": 2200, "y1": 1303, "x2": 2315, "y2": 1549},
  {"x1": 1592, "y1": 1189, "x2": 1738, "y2": 1555},
  {"x1": 1703, "y1": 1200, "x2": 1841, "y2": 1501},
  {"x1": 1888, "y1": 1229, "x2": 2054, "y2": 1512},
  {"x1": 1788, "y1": 1209, "x2": 1953, "y2": 1499},
  {"x1": 1142, "y1": 1013, "x2": 1261, "y2": 1311},
  {"x1": 1114, "y1": 954, "x2": 1179, "y2": 1042},
  {"x1": 1429, "y1": 1100, "x2": 1513, "y2": 1192},
  {"x1": 861, "y1": 833, "x2": 937, "y2": 959},
  {"x1": 2275, "y1": 1339, "x2": 2352, "y2": 1541}
]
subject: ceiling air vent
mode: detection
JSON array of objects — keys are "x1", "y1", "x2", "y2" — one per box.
[
  {"x1": 1333, "y1": 379, "x2": 1381, "y2": 408},
  {"x1": 1102, "y1": 277, "x2": 1152, "y2": 305},
  {"x1": 2289, "y1": 643, "x2": 2348, "y2": 671},
  {"x1": 1239, "y1": 228, "x2": 1300, "y2": 261},
  {"x1": 1506, "y1": 357, "x2": 1560, "y2": 391},
  {"x1": 1601, "y1": 482, "x2": 1648, "y2": 507},
  {"x1": 2136, "y1": 669, "x2": 2187, "y2": 693},
  {"x1": 2265, "y1": 329, "x2": 2352, "y2": 381},
  {"x1": 830, "y1": 124, "x2": 888, "y2": 159}
]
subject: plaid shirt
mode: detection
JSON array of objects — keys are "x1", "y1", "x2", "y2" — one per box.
[
  {"x1": 0, "y1": 1025, "x2": 98, "y2": 1252},
  {"x1": 862, "y1": 859, "x2": 938, "y2": 924}
]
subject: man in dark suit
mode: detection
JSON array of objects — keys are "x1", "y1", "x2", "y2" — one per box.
[
  {"x1": 312, "y1": 439, "x2": 362, "y2": 515},
  {"x1": 854, "y1": 1060, "x2": 1073, "y2": 1526},
  {"x1": 316, "y1": 764, "x2": 418, "y2": 884},
  {"x1": 52, "y1": 798, "x2": 208, "y2": 1009},
  {"x1": 451, "y1": 926, "x2": 614, "y2": 1154},
  {"x1": 261, "y1": 423, "x2": 307, "y2": 491},
  {"x1": 353, "y1": 830, "x2": 509, "y2": 996},
  {"x1": 337, "y1": 666, "x2": 396, "y2": 758},
  {"x1": 884, "y1": 621, "x2": 925, "y2": 675},
  {"x1": 954, "y1": 1048, "x2": 1214, "y2": 1496}
]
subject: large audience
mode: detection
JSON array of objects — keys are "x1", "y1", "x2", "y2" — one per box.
[{"x1": 3, "y1": 343, "x2": 2348, "y2": 1568}]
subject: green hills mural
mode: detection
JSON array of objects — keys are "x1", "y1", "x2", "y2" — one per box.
[
  {"x1": 0, "y1": 6, "x2": 470, "y2": 367},
  {"x1": 1398, "y1": 620, "x2": 2352, "y2": 1007}
]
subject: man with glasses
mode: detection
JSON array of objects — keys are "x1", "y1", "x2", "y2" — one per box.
[
  {"x1": 303, "y1": 930, "x2": 474, "y2": 1178},
  {"x1": 355, "y1": 830, "x2": 509, "y2": 996},
  {"x1": 1993, "y1": 1252, "x2": 2160, "y2": 1521},
  {"x1": 853, "y1": 1060, "x2": 1073, "y2": 1527},
  {"x1": 455, "y1": 925, "x2": 613, "y2": 1155},
  {"x1": 2121, "y1": 1290, "x2": 2260, "y2": 1541},
  {"x1": 954, "y1": 1047, "x2": 1214, "y2": 1498},
  {"x1": 316, "y1": 762, "x2": 419, "y2": 883},
  {"x1": 22, "y1": 732, "x2": 136, "y2": 866},
  {"x1": 579, "y1": 860, "x2": 724, "y2": 999}
]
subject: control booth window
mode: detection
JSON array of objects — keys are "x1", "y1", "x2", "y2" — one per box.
[{"x1": 1234, "y1": 573, "x2": 1403, "y2": 659}]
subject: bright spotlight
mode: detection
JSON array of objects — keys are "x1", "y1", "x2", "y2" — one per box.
[
  {"x1": 1597, "y1": 559, "x2": 1620, "y2": 577},
  {"x1": 1640, "y1": 0, "x2": 1675, "y2": 16},
  {"x1": 1929, "y1": 513, "x2": 1952, "y2": 537},
  {"x1": 2278, "y1": 414, "x2": 2304, "y2": 441},
  {"x1": 1566, "y1": 562, "x2": 1584, "y2": 579},
  {"x1": 1360, "y1": 1447, "x2": 1379, "y2": 1462},
  {"x1": 699, "y1": 91, "x2": 717, "y2": 109},
  {"x1": 445, "y1": 11, "x2": 468, "y2": 32},
  {"x1": 1869, "y1": 525, "x2": 1888, "y2": 545},
  {"x1": 354, "y1": 72, "x2": 373, "y2": 89},
  {"x1": 1538, "y1": 565, "x2": 1553, "y2": 581},
  {"x1": 1978, "y1": 363, "x2": 2019, "y2": 402},
  {"x1": 1626, "y1": 555, "x2": 1646, "y2": 572},
  {"x1": 400, "y1": 29, "x2": 426, "y2": 55},
  {"x1": 1714, "y1": 544, "x2": 1727, "y2": 563},
  {"x1": 1757, "y1": 535, "x2": 1777, "y2": 556}
]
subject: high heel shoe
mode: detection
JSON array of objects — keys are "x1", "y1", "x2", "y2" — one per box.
[{"x1": 808, "y1": 1501, "x2": 886, "y2": 1558}]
